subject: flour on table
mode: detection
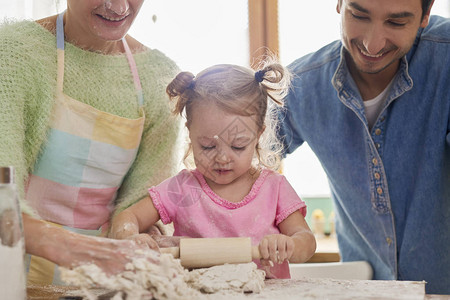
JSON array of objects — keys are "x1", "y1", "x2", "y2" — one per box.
[
  {"x1": 187, "y1": 262, "x2": 265, "y2": 294},
  {"x1": 60, "y1": 250, "x2": 265, "y2": 300},
  {"x1": 60, "y1": 250, "x2": 201, "y2": 300}
]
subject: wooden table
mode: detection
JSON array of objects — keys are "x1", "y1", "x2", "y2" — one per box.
[
  {"x1": 307, "y1": 236, "x2": 341, "y2": 263},
  {"x1": 27, "y1": 278, "x2": 450, "y2": 299}
]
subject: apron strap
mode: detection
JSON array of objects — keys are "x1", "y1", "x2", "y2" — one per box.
[
  {"x1": 55, "y1": 11, "x2": 144, "y2": 107},
  {"x1": 122, "y1": 37, "x2": 144, "y2": 107},
  {"x1": 56, "y1": 12, "x2": 65, "y2": 93}
]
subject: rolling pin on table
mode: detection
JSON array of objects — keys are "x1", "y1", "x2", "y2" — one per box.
[{"x1": 160, "y1": 237, "x2": 261, "y2": 268}]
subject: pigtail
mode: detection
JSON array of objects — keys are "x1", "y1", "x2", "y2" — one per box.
[
  {"x1": 166, "y1": 71, "x2": 195, "y2": 116},
  {"x1": 253, "y1": 59, "x2": 291, "y2": 171},
  {"x1": 254, "y1": 61, "x2": 291, "y2": 106}
]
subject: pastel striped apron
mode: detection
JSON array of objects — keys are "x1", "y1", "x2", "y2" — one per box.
[{"x1": 24, "y1": 11, "x2": 145, "y2": 285}]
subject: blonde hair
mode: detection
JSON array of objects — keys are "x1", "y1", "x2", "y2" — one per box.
[{"x1": 166, "y1": 59, "x2": 290, "y2": 170}]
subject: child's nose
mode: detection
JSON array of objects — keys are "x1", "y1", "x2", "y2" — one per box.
[{"x1": 215, "y1": 148, "x2": 231, "y2": 164}]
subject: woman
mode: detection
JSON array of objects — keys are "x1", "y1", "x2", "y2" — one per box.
[{"x1": 0, "y1": 0, "x2": 181, "y2": 284}]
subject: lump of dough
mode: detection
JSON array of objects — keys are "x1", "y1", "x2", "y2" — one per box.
[
  {"x1": 60, "y1": 251, "x2": 201, "y2": 300},
  {"x1": 187, "y1": 262, "x2": 265, "y2": 294}
]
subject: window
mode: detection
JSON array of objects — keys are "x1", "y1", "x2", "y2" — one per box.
[
  {"x1": 130, "y1": 0, "x2": 249, "y2": 74},
  {"x1": 278, "y1": 0, "x2": 341, "y2": 197}
]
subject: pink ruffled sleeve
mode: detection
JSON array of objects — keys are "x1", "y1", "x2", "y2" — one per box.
[
  {"x1": 148, "y1": 169, "x2": 199, "y2": 224},
  {"x1": 275, "y1": 175, "x2": 307, "y2": 226}
]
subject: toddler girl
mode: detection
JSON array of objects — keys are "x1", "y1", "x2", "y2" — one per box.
[{"x1": 109, "y1": 62, "x2": 316, "y2": 278}]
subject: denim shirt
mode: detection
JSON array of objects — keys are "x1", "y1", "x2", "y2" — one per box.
[{"x1": 278, "y1": 16, "x2": 450, "y2": 294}]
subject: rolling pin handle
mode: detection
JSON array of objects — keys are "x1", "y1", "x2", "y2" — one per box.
[
  {"x1": 160, "y1": 246, "x2": 180, "y2": 258},
  {"x1": 252, "y1": 246, "x2": 261, "y2": 260}
]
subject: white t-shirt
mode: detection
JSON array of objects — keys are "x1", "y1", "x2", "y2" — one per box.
[{"x1": 364, "y1": 80, "x2": 394, "y2": 130}]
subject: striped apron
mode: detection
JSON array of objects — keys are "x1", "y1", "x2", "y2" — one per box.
[{"x1": 24, "y1": 11, "x2": 145, "y2": 285}]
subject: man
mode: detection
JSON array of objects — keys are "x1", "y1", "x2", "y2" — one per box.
[{"x1": 279, "y1": 0, "x2": 449, "y2": 294}]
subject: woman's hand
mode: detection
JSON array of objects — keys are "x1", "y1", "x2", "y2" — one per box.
[
  {"x1": 58, "y1": 233, "x2": 160, "y2": 276},
  {"x1": 23, "y1": 214, "x2": 158, "y2": 276},
  {"x1": 258, "y1": 234, "x2": 295, "y2": 266}
]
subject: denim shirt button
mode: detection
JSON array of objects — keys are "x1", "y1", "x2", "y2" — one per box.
[
  {"x1": 372, "y1": 158, "x2": 378, "y2": 165},
  {"x1": 376, "y1": 143, "x2": 381, "y2": 149},
  {"x1": 342, "y1": 90, "x2": 349, "y2": 98},
  {"x1": 386, "y1": 237, "x2": 393, "y2": 245},
  {"x1": 375, "y1": 128, "x2": 382, "y2": 135},
  {"x1": 377, "y1": 187, "x2": 383, "y2": 195},
  {"x1": 374, "y1": 172, "x2": 381, "y2": 180}
]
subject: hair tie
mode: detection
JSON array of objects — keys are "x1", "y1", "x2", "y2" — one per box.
[
  {"x1": 187, "y1": 80, "x2": 195, "y2": 90},
  {"x1": 255, "y1": 70, "x2": 265, "y2": 83}
]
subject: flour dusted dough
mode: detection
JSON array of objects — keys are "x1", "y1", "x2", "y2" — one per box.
[
  {"x1": 60, "y1": 250, "x2": 265, "y2": 300},
  {"x1": 187, "y1": 262, "x2": 265, "y2": 294},
  {"x1": 60, "y1": 250, "x2": 201, "y2": 300}
]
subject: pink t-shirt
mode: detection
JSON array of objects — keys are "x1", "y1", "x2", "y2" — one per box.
[{"x1": 149, "y1": 168, "x2": 307, "y2": 279}]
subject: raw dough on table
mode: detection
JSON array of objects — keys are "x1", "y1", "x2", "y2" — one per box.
[
  {"x1": 61, "y1": 250, "x2": 199, "y2": 300},
  {"x1": 60, "y1": 249, "x2": 265, "y2": 300},
  {"x1": 187, "y1": 262, "x2": 265, "y2": 294}
]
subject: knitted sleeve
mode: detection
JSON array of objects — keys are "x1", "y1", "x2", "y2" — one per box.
[{"x1": 0, "y1": 20, "x2": 57, "y2": 215}]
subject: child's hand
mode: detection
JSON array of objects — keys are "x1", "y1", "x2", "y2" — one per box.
[
  {"x1": 126, "y1": 233, "x2": 159, "y2": 251},
  {"x1": 258, "y1": 234, "x2": 295, "y2": 266}
]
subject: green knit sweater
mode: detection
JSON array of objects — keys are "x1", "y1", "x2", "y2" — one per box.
[{"x1": 0, "y1": 20, "x2": 181, "y2": 217}]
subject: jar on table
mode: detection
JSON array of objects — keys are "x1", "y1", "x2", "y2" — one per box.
[{"x1": 0, "y1": 166, "x2": 26, "y2": 300}]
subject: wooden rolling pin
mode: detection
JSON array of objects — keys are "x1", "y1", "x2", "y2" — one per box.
[{"x1": 160, "y1": 237, "x2": 261, "y2": 268}]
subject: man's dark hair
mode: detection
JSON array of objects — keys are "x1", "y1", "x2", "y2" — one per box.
[{"x1": 422, "y1": 0, "x2": 434, "y2": 19}]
